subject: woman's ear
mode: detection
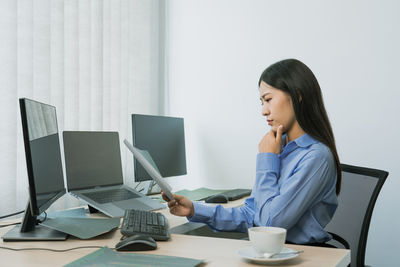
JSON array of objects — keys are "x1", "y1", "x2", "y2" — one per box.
[{"x1": 294, "y1": 88, "x2": 302, "y2": 102}]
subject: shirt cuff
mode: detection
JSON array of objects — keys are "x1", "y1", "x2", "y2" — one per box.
[
  {"x1": 187, "y1": 202, "x2": 216, "y2": 223},
  {"x1": 256, "y1": 153, "x2": 280, "y2": 174}
]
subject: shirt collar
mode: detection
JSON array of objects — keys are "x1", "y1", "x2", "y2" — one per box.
[{"x1": 282, "y1": 133, "x2": 318, "y2": 148}]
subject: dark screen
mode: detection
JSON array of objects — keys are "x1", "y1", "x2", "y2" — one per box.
[
  {"x1": 22, "y1": 99, "x2": 65, "y2": 214},
  {"x1": 132, "y1": 114, "x2": 187, "y2": 182},
  {"x1": 63, "y1": 131, "x2": 124, "y2": 190}
]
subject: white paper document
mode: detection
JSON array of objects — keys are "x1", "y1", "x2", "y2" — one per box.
[{"x1": 123, "y1": 139, "x2": 174, "y2": 200}]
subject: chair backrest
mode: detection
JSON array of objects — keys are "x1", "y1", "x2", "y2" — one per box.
[{"x1": 325, "y1": 164, "x2": 388, "y2": 267}]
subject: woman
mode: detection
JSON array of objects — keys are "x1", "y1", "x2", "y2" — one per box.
[{"x1": 162, "y1": 59, "x2": 341, "y2": 245}]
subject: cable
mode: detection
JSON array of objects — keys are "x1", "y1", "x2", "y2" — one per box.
[
  {"x1": 0, "y1": 222, "x2": 20, "y2": 228},
  {"x1": 39, "y1": 211, "x2": 47, "y2": 223},
  {"x1": 0, "y1": 245, "x2": 109, "y2": 252},
  {"x1": 150, "y1": 181, "x2": 156, "y2": 190},
  {"x1": 1, "y1": 211, "x2": 47, "y2": 228},
  {"x1": 0, "y1": 210, "x2": 24, "y2": 220},
  {"x1": 134, "y1": 181, "x2": 142, "y2": 190}
]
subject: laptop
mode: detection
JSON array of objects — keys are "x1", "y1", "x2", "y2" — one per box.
[{"x1": 63, "y1": 131, "x2": 164, "y2": 217}]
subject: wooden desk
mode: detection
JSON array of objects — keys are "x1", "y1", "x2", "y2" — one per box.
[{"x1": 0, "y1": 200, "x2": 350, "y2": 267}]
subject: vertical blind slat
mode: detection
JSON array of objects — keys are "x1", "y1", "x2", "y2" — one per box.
[
  {"x1": 102, "y1": 0, "x2": 111, "y2": 130},
  {"x1": 50, "y1": 0, "x2": 65, "y2": 127},
  {"x1": 0, "y1": 0, "x2": 18, "y2": 213},
  {"x1": 78, "y1": 0, "x2": 91, "y2": 130},
  {"x1": 91, "y1": 0, "x2": 103, "y2": 131},
  {"x1": 64, "y1": 0, "x2": 79, "y2": 130},
  {"x1": 16, "y1": 0, "x2": 34, "y2": 209},
  {"x1": 110, "y1": 0, "x2": 121, "y2": 131},
  {"x1": 33, "y1": 0, "x2": 51, "y2": 102}
]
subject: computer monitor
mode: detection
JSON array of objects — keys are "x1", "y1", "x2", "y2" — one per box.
[
  {"x1": 132, "y1": 114, "x2": 186, "y2": 194},
  {"x1": 2, "y1": 98, "x2": 67, "y2": 241}
]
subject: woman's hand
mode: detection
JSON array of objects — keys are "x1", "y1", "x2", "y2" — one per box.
[
  {"x1": 258, "y1": 125, "x2": 283, "y2": 154},
  {"x1": 161, "y1": 192, "x2": 194, "y2": 217}
]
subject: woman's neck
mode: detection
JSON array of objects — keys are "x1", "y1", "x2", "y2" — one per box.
[{"x1": 287, "y1": 122, "x2": 305, "y2": 142}]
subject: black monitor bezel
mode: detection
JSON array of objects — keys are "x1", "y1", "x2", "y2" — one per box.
[{"x1": 19, "y1": 98, "x2": 66, "y2": 216}]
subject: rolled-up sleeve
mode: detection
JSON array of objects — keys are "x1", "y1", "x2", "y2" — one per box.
[
  {"x1": 188, "y1": 198, "x2": 256, "y2": 232},
  {"x1": 187, "y1": 152, "x2": 281, "y2": 232}
]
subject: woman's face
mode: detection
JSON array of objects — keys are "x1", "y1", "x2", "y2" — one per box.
[{"x1": 259, "y1": 81, "x2": 297, "y2": 133}]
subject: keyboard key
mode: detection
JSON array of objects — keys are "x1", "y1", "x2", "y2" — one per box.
[
  {"x1": 152, "y1": 214, "x2": 158, "y2": 225},
  {"x1": 120, "y1": 209, "x2": 170, "y2": 241}
]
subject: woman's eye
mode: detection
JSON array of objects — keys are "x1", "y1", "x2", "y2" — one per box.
[{"x1": 260, "y1": 98, "x2": 271, "y2": 105}]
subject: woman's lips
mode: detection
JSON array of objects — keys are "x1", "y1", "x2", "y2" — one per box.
[{"x1": 267, "y1": 120, "x2": 273, "y2": 126}]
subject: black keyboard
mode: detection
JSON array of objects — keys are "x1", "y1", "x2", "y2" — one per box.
[
  {"x1": 120, "y1": 209, "x2": 170, "y2": 241},
  {"x1": 83, "y1": 189, "x2": 140, "y2": 204},
  {"x1": 222, "y1": 189, "x2": 252, "y2": 201}
]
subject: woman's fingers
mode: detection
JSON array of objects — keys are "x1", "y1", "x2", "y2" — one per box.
[
  {"x1": 167, "y1": 199, "x2": 176, "y2": 208},
  {"x1": 161, "y1": 191, "x2": 168, "y2": 201},
  {"x1": 276, "y1": 125, "x2": 283, "y2": 141},
  {"x1": 172, "y1": 194, "x2": 184, "y2": 201},
  {"x1": 164, "y1": 194, "x2": 192, "y2": 217}
]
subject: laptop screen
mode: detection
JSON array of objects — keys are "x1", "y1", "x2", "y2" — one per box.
[{"x1": 63, "y1": 131, "x2": 124, "y2": 190}]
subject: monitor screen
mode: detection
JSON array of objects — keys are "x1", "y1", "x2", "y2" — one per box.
[
  {"x1": 22, "y1": 98, "x2": 65, "y2": 215},
  {"x1": 63, "y1": 131, "x2": 123, "y2": 190},
  {"x1": 132, "y1": 114, "x2": 187, "y2": 182}
]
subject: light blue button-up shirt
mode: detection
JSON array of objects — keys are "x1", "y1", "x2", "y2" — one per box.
[{"x1": 188, "y1": 133, "x2": 338, "y2": 244}]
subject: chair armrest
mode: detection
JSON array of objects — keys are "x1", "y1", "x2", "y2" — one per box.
[{"x1": 328, "y1": 232, "x2": 350, "y2": 249}]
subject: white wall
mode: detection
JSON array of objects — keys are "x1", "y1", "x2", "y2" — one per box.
[{"x1": 166, "y1": 0, "x2": 400, "y2": 266}]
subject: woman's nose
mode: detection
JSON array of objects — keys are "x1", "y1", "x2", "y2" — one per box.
[{"x1": 261, "y1": 105, "x2": 270, "y2": 116}]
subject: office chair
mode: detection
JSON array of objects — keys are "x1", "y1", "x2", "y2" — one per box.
[{"x1": 325, "y1": 164, "x2": 388, "y2": 267}]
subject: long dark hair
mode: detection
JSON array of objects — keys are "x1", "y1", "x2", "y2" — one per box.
[{"x1": 258, "y1": 59, "x2": 341, "y2": 195}]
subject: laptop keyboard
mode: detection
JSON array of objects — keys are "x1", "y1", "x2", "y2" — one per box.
[
  {"x1": 121, "y1": 209, "x2": 170, "y2": 241},
  {"x1": 83, "y1": 188, "x2": 140, "y2": 204}
]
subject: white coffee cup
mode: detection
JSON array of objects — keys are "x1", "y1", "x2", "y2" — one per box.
[{"x1": 248, "y1": 226, "x2": 287, "y2": 255}]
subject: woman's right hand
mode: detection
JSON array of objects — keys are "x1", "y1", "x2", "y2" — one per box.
[
  {"x1": 161, "y1": 192, "x2": 194, "y2": 218},
  {"x1": 258, "y1": 125, "x2": 283, "y2": 154}
]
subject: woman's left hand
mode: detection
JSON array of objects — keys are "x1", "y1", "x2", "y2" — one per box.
[{"x1": 258, "y1": 125, "x2": 283, "y2": 154}]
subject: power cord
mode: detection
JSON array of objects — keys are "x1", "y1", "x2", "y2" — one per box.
[
  {"x1": 0, "y1": 210, "x2": 24, "y2": 220},
  {"x1": 39, "y1": 211, "x2": 47, "y2": 223},
  {"x1": 0, "y1": 246, "x2": 110, "y2": 252},
  {"x1": 134, "y1": 182, "x2": 142, "y2": 190},
  {"x1": 1, "y1": 211, "x2": 47, "y2": 228},
  {"x1": 0, "y1": 222, "x2": 20, "y2": 228},
  {"x1": 0, "y1": 212, "x2": 118, "y2": 252}
]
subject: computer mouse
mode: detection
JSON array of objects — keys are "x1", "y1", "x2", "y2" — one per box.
[
  {"x1": 205, "y1": 194, "x2": 229, "y2": 203},
  {"x1": 115, "y1": 234, "x2": 157, "y2": 251}
]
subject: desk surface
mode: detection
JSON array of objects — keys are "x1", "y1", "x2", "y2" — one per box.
[{"x1": 0, "y1": 198, "x2": 350, "y2": 267}]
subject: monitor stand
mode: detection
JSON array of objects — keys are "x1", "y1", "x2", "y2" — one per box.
[
  {"x1": 143, "y1": 180, "x2": 161, "y2": 195},
  {"x1": 2, "y1": 201, "x2": 67, "y2": 242}
]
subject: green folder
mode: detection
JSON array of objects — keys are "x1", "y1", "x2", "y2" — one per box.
[
  {"x1": 157, "y1": 187, "x2": 229, "y2": 202},
  {"x1": 175, "y1": 187, "x2": 228, "y2": 201},
  {"x1": 65, "y1": 246, "x2": 204, "y2": 267}
]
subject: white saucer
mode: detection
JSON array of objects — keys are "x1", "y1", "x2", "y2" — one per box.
[{"x1": 237, "y1": 246, "x2": 299, "y2": 264}]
